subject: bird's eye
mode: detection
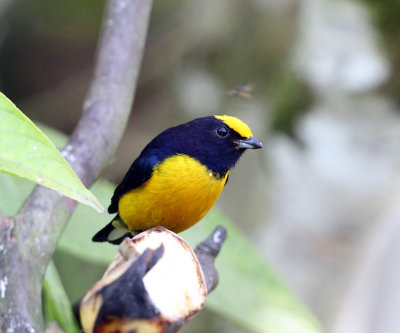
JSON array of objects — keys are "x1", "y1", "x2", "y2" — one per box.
[{"x1": 216, "y1": 126, "x2": 228, "y2": 137}]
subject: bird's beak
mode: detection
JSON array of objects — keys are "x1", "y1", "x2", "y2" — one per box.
[{"x1": 234, "y1": 136, "x2": 263, "y2": 149}]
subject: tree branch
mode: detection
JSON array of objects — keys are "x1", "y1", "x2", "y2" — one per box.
[
  {"x1": 18, "y1": 0, "x2": 153, "y2": 260},
  {"x1": 0, "y1": 0, "x2": 153, "y2": 331}
]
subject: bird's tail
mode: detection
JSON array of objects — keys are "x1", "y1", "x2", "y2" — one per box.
[{"x1": 92, "y1": 215, "x2": 132, "y2": 245}]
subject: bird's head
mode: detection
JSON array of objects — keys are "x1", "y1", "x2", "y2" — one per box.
[
  {"x1": 213, "y1": 115, "x2": 263, "y2": 151},
  {"x1": 163, "y1": 115, "x2": 262, "y2": 176}
]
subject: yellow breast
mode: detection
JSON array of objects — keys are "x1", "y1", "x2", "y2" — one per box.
[{"x1": 118, "y1": 154, "x2": 228, "y2": 233}]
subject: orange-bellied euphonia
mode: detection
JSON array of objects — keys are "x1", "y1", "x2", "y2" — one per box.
[{"x1": 93, "y1": 115, "x2": 262, "y2": 244}]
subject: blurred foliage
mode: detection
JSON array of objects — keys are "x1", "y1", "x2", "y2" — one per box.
[
  {"x1": 9, "y1": 0, "x2": 104, "y2": 39},
  {"x1": 0, "y1": 0, "x2": 311, "y2": 141},
  {"x1": 269, "y1": 70, "x2": 312, "y2": 137},
  {"x1": 361, "y1": 0, "x2": 400, "y2": 102},
  {"x1": 0, "y1": 0, "x2": 104, "y2": 100}
]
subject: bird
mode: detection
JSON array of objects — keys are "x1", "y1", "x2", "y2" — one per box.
[{"x1": 92, "y1": 115, "x2": 263, "y2": 244}]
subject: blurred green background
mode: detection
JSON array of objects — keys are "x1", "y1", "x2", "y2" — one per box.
[{"x1": 2, "y1": 0, "x2": 400, "y2": 332}]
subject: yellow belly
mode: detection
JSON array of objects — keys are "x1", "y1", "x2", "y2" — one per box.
[{"x1": 118, "y1": 154, "x2": 229, "y2": 233}]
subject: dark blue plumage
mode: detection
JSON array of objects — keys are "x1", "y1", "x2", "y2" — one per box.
[{"x1": 108, "y1": 116, "x2": 246, "y2": 214}]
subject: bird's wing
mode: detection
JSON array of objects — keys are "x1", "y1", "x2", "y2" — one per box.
[{"x1": 108, "y1": 150, "x2": 162, "y2": 214}]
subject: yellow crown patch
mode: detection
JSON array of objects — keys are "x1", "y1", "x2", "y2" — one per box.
[{"x1": 214, "y1": 115, "x2": 253, "y2": 138}]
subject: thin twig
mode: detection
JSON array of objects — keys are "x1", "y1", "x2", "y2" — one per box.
[
  {"x1": 195, "y1": 226, "x2": 227, "y2": 293},
  {"x1": 0, "y1": 0, "x2": 153, "y2": 331}
]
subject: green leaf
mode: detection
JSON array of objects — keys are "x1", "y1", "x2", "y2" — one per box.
[
  {"x1": 43, "y1": 261, "x2": 80, "y2": 333},
  {"x1": 0, "y1": 92, "x2": 103, "y2": 212}
]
